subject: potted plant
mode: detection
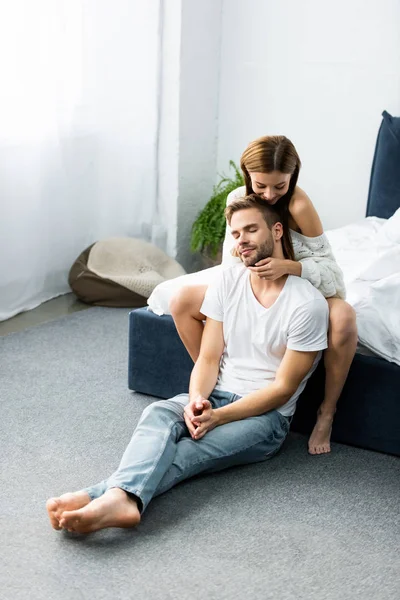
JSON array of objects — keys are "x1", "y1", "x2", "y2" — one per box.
[{"x1": 190, "y1": 161, "x2": 244, "y2": 266}]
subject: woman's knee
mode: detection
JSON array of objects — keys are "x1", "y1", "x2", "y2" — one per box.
[
  {"x1": 169, "y1": 286, "x2": 192, "y2": 316},
  {"x1": 328, "y1": 301, "x2": 357, "y2": 342},
  {"x1": 169, "y1": 285, "x2": 206, "y2": 319}
]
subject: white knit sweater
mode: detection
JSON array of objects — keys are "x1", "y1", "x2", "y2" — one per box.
[{"x1": 222, "y1": 187, "x2": 346, "y2": 300}]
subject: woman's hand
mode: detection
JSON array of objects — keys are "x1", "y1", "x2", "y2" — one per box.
[{"x1": 248, "y1": 258, "x2": 290, "y2": 280}]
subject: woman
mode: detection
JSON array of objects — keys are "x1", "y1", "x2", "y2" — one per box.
[{"x1": 170, "y1": 135, "x2": 357, "y2": 455}]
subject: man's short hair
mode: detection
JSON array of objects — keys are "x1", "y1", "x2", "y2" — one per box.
[{"x1": 224, "y1": 193, "x2": 282, "y2": 230}]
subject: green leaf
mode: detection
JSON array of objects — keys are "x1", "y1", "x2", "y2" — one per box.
[{"x1": 191, "y1": 161, "x2": 244, "y2": 258}]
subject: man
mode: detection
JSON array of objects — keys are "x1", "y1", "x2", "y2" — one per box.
[{"x1": 46, "y1": 194, "x2": 328, "y2": 534}]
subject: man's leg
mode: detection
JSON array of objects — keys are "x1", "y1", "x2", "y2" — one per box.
[
  {"x1": 46, "y1": 480, "x2": 110, "y2": 530},
  {"x1": 56, "y1": 395, "x2": 191, "y2": 532},
  {"x1": 47, "y1": 392, "x2": 290, "y2": 532},
  {"x1": 46, "y1": 491, "x2": 93, "y2": 530},
  {"x1": 154, "y1": 407, "x2": 290, "y2": 499}
]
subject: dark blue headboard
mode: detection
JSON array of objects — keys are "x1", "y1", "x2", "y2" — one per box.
[{"x1": 366, "y1": 111, "x2": 400, "y2": 219}]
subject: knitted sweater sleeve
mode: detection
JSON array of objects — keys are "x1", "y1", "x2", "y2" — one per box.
[{"x1": 291, "y1": 231, "x2": 346, "y2": 299}]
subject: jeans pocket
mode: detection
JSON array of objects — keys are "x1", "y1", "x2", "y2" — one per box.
[{"x1": 274, "y1": 413, "x2": 290, "y2": 441}]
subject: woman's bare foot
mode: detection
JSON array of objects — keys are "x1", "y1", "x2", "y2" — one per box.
[
  {"x1": 308, "y1": 411, "x2": 334, "y2": 455},
  {"x1": 46, "y1": 491, "x2": 91, "y2": 530},
  {"x1": 59, "y1": 488, "x2": 141, "y2": 534}
]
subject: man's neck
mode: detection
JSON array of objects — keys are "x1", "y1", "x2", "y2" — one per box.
[{"x1": 248, "y1": 249, "x2": 288, "y2": 293}]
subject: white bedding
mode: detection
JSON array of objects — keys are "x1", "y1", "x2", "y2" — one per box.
[
  {"x1": 148, "y1": 208, "x2": 400, "y2": 366},
  {"x1": 326, "y1": 209, "x2": 400, "y2": 365}
]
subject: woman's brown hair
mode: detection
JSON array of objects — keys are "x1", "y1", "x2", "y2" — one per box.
[{"x1": 240, "y1": 135, "x2": 301, "y2": 261}]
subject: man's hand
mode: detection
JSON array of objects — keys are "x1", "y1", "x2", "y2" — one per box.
[
  {"x1": 184, "y1": 396, "x2": 211, "y2": 438},
  {"x1": 189, "y1": 405, "x2": 219, "y2": 441}
]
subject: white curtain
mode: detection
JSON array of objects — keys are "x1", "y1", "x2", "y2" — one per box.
[{"x1": 0, "y1": 0, "x2": 163, "y2": 321}]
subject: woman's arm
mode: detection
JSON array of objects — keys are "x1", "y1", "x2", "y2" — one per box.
[
  {"x1": 251, "y1": 188, "x2": 346, "y2": 299},
  {"x1": 259, "y1": 189, "x2": 323, "y2": 276},
  {"x1": 289, "y1": 189, "x2": 345, "y2": 298}
]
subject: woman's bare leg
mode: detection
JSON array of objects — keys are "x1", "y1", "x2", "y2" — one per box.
[
  {"x1": 308, "y1": 298, "x2": 358, "y2": 455},
  {"x1": 169, "y1": 285, "x2": 208, "y2": 362}
]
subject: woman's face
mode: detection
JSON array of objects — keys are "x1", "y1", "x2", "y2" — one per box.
[{"x1": 249, "y1": 171, "x2": 291, "y2": 205}]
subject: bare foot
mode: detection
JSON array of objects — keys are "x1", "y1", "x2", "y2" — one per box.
[
  {"x1": 59, "y1": 488, "x2": 141, "y2": 534},
  {"x1": 308, "y1": 411, "x2": 334, "y2": 455},
  {"x1": 46, "y1": 491, "x2": 91, "y2": 530}
]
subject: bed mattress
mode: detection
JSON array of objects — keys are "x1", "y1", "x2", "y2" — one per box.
[{"x1": 326, "y1": 209, "x2": 400, "y2": 366}]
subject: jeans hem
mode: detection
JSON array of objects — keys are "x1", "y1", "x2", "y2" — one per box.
[
  {"x1": 106, "y1": 484, "x2": 145, "y2": 513},
  {"x1": 82, "y1": 488, "x2": 98, "y2": 502}
]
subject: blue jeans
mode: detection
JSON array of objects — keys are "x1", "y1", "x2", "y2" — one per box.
[{"x1": 83, "y1": 390, "x2": 290, "y2": 512}]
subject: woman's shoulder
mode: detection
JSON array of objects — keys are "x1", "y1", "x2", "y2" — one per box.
[
  {"x1": 289, "y1": 186, "x2": 323, "y2": 237},
  {"x1": 289, "y1": 186, "x2": 312, "y2": 215},
  {"x1": 226, "y1": 185, "x2": 246, "y2": 206}
]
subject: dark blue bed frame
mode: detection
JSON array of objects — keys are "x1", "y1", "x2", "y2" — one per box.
[
  {"x1": 128, "y1": 114, "x2": 400, "y2": 456},
  {"x1": 289, "y1": 165, "x2": 400, "y2": 455}
]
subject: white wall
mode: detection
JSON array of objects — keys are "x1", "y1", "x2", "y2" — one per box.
[
  {"x1": 217, "y1": 0, "x2": 400, "y2": 230},
  {"x1": 158, "y1": 0, "x2": 223, "y2": 271},
  {"x1": 157, "y1": 0, "x2": 182, "y2": 258},
  {"x1": 176, "y1": 0, "x2": 223, "y2": 270}
]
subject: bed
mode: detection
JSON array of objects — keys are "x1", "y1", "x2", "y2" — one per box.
[{"x1": 128, "y1": 111, "x2": 400, "y2": 456}]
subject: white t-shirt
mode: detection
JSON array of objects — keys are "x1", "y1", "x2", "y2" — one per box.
[{"x1": 200, "y1": 265, "x2": 329, "y2": 416}]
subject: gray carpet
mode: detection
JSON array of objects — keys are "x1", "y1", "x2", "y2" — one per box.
[{"x1": 0, "y1": 307, "x2": 399, "y2": 600}]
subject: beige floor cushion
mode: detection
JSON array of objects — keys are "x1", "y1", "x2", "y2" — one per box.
[{"x1": 69, "y1": 237, "x2": 186, "y2": 307}]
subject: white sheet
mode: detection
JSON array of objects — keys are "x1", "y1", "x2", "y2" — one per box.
[
  {"x1": 148, "y1": 210, "x2": 400, "y2": 365},
  {"x1": 326, "y1": 209, "x2": 400, "y2": 365},
  {"x1": 147, "y1": 265, "x2": 223, "y2": 316}
]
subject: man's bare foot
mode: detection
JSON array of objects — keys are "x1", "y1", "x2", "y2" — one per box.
[
  {"x1": 59, "y1": 488, "x2": 141, "y2": 534},
  {"x1": 46, "y1": 491, "x2": 91, "y2": 530},
  {"x1": 308, "y1": 411, "x2": 334, "y2": 455}
]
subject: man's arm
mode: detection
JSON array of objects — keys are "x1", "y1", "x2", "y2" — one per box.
[
  {"x1": 189, "y1": 317, "x2": 224, "y2": 402},
  {"x1": 183, "y1": 317, "x2": 224, "y2": 437},
  {"x1": 192, "y1": 348, "x2": 317, "y2": 438},
  {"x1": 214, "y1": 348, "x2": 317, "y2": 425}
]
